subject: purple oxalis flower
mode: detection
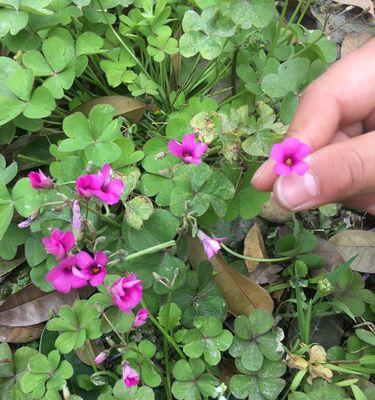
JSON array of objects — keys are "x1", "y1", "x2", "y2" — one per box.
[
  {"x1": 197, "y1": 230, "x2": 225, "y2": 259},
  {"x1": 168, "y1": 133, "x2": 208, "y2": 164},
  {"x1": 74, "y1": 251, "x2": 107, "y2": 287},
  {"x1": 271, "y1": 138, "x2": 312, "y2": 176}
]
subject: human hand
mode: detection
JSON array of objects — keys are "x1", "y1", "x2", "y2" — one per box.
[{"x1": 251, "y1": 38, "x2": 375, "y2": 214}]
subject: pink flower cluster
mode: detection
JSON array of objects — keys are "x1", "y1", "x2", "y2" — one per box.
[
  {"x1": 76, "y1": 164, "x2": 124, "y2": 205},
  {"x1": 44, "y1": 228, "x2": 108, "y2": 293},
  {"x1": 28, "y1": 164, "x2": 124, "y2": 206}
]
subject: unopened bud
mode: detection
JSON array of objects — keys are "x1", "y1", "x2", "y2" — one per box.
[{"x1": 318, "y1": 278, "x2": 333, "y2": 296}]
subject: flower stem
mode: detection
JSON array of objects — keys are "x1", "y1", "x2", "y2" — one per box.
[
  {"x1": 86, "y1": 205, "x2": 121, "y2": 228},
  {"x1": 124, "y1": 241, "x2": 176, "y2": 261},
  {"x1": 163, "y1": 290, "x2": 173, "y2": 400},
  {"x1": 141, "y1": 299, "x2": 186, "y2": 360},
  {"x1": 220, "y1": 243, "x2": 292, "y2": 263},
  {"x1": 85, "y1": 340, "x2": 98, "y2": 372}
]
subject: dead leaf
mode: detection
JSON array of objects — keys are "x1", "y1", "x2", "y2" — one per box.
[
  {"x1": 74, "y1": 95, "x2": 148, "y2": 123},
  {"x1": 188, "y1": 236, "x2": 273, "y2": 316},
  {"x1": 0, "y1": 284, "x2": 77, "y2": 327},
  {"x1": 308, "y1": 345, "x2": 333, "y2": 384},
  {"x1": 0, "y1": 324, "x2": 44, "y2": 343},
  {"x1": 329, "y1": 230, "x2": 375, "y2": 273},
  {"x1": 334, "y1": 0, "x2": 375, "y2": 17},
  {"x1": 248, "y1": 265, "x2": 283, "y2": 285},
  {"x1": 341, "y1": 33, "x2": 373, "y2": 57},
  {"x1": 243, "y1": 224, "x2": 267, "y2": 272},
  {"x1": 0, "y1": 258, "x2": 25, "y2": 279},
  {"x1": 285, "y1": 353, "x2": 309, "y2": 370},
  {"x1": 75, "y1": 341, "x2": 105, "y2": 367},
  {"x1": 259, "y1": 197, "x2": 292, "y2": 223},
  {"x1": 315, "y1": 237, "x2": 345, "y2": 273}
]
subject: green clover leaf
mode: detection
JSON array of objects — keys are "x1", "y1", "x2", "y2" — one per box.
[
  {"x1": 46, "y1": 300, "x2": 101, "y2": 354},
  {"x1": 59, "y1": 104, "x2": 122, "y2": 166},
  {"x1": 182, "y1": 316, "x2": 233, "y2": 365}
]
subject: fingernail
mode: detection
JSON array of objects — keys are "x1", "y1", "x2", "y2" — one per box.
[
  {"x1": 251, "y1": 164, "x2": 267, "y2": 183},
  {"x1": 275, "y1": 171, "x2": 320, "y2": 211}
]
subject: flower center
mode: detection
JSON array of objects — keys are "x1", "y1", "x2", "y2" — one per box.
[
  {"x1": 91, "y1": 266, "x2": 101, "y2": 274},
  {"x1": 285, "y1": 157, "x2": 294, "y2": 166},
  {"x1": 183, "y1": 151, "x2": 192, "y2": 158}
]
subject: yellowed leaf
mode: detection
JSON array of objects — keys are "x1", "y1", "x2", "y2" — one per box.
[
  {"x1": 309, "y1": 345, "x2": 327, "y2": 364},
  {"x1": 188, "y1": 236, "x2": 273, "y2": 316},
  {"x1": 244, "y1": 224, "x2": 267, "y2": 273},
  {"x1": 334, "y1": 0, "x2": 374, "y2": 17},
  {"x1": 329, "y1": 229, "x2": 375, "y2": 273},
  {"x1": 285, "y1": 353, "x2": 309, "y2": 370},
  {"x1": 74, "y1": 95, "x2": 148, "y2": 123}
]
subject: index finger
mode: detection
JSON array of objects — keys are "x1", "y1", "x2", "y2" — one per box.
[{"x1": 252, "y1": 37, "x2": 375, "y2": 191}]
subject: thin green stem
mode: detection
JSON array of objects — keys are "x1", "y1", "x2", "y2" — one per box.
[
  {"x1": 85, "y1": 340, "x2": 98, "y2": 372},
  {"x1": 220, "y1": 243, "x2": 292, "y2": 263},
  {"x1": 294, "y1": 280, "x2": 306, "y2": 342},
  {"x1": 304, "y1": 299, "x2": 313, "y2": 344},
  {"x1": 141, "y1": 299, "x2": 186, "y2": 360},
  {"x1": 124, "y1": 241, "x2": 176, "y2": 261},
  {"x1": 285, "y1": 0, "x2": 305, "y2": 29},
  {"x1": 163, "y1": 290, "x2": 173, "y2": 400},
  {"x1": 268, "y1": 0, "x2": 289, "y2": 59},
  {"x1": 297, "y1": 0, "x2": 311, "y2": 24},
  {"x1": 97, "y1": 0, "x2": 150, "y2": 79},
  {"x1": 87, "y1": 205, "x2": 121, "y2": 228},
  {"x1": 291, "y1": 32, "x2": 323, "y2": 59}
]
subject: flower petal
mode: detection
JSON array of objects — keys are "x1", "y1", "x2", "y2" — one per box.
[
  {"x1": 94, "y1": 251, "x2": 108, "y2": 267},
  {"x1": 76, "y1": 251, "x2": 93, "y2": 269},
  {"x1": 274, "y1": 163, "x2": 292, "y2": 176},
  {"x1": 283, "y1": 137, "x2": 301, "y2": 154},
  {"x1": 292, "y1": 161, "x2": 309, "y2": 176},
  {"x1": 294, "y1": 143, "x2": 312, "y2": 161},
  {"x1": 168, "y1": 140, "x2": 183, "y2": 158},
  {"x1": 270, "y1": 144, "x2": 285, "y2": 162}
]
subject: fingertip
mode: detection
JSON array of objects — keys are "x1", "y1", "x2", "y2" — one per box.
[{"x1": 251, "y1": 159, "x2": 278, "y2": 192}]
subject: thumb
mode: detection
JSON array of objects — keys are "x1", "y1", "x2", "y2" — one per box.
[{"x1": 273, "y1": 131, "x2": 375, "y2": 211}]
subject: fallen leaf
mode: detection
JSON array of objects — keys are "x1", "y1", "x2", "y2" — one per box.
[
  {"x1": 259, "y1": 196, "x2": 292, "y2": 223},
  {"x1": 315, "y1": 237, "x2": 345, "y2": 273},
  {"x1": 248, "y1": 265, "x2": 283, "y2": 285},
  {"x1": 334, "y1": 0, "x2": 375, "y2": 17},
  {"x1": 188, "y1": 236, "x2": 273, "y2": 316},
  {"x1": 74, "y1": 95, "x2": 148, "y2": 123},
  {"x1": 0, "y1": 258, "x2": 25, "y2": 286},
  {"x1": 0, "y1": 324, "x2": 45, "y2": 343},
  {"x1": 285, "y1": 353, "x2": 309, "y2": 370},
  {"x1": 0, "y1": 284, "x2": 77, "y2": 327},
  {"x1": 341, "y1": 33, "x2": 373, "y2": 58},
  {"x1": 329, "y1": 230, "x2": 375, "y2": 273},
  {"x1": 243, "y1": 224, "x2": 267, "y2": 272}
]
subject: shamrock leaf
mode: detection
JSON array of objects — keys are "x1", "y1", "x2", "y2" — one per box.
[
  {"x1": 46, "y1": 300, "x2": 101, "y2": 354},
  {"x1": 0, "y1": 58, "x2": 55, "y2": 125},
  {"x1": 0, "y1": 344, "x2": 38, "y2": 400},
  {"x1": 0, "y1": 223, "x2": 28, "y2": 260},
  {"x1": 112, "y1": 137, "x2": 144, "y2": 170},
  {"x1": 229, "y1": 0, "x2": 275, "y2": 29},
  {"x1": 128, "y1": 73, "x2": 160, "y2": 97},
  {"x1": 0, "y1": 154, "x2": 17, "y2": 185},
  {"x1": 182, "y1": 316, "x2": 233, "y2": 365},
  {"x1": 124, "y1": 195, "x2": 154, "y2": 230},
  {"x1": 292, "y1": 379, "x2": 349, "y2": 400},
  {"x1": 173, "y1": 261, "x2": 227, "y2": 328},
  {"x1": 171, "y1": 359, "x2": 219, "y2": 400},
  {"x1": 100, "y1": 48, "x2": 136, "y2": 88},
  {"x1": 105, "y1": 380, "x2": 155, "y2": 400},
  {"x1": 122, "y1": 340, "x2": 162, "y2": 388},
  {"x1": 22, "y1": 36, "x2": 76, "y2": 99},
  {"x1": 147, "y1": 31, "x2": 179, "y2": 63},
  {"x1": 261, "y1": 58, "x2": 310, "y2": 99},
  {"x1": 0, "y1": 179, "x2": 14, "y2": 241},
  {"x1": 230, "y1": 359, "x2": 286, "y2": 400},
  {"x1": 158, "y1": 303, "x2": 182, "y2": 331},
  {"x1": 0, "y1": 0, "x2": 53, "y2": 37},
  {"x1": 180, "y1": 7, "x2": 235, "y2": 60},
  {"x1": 20, "y1": 350, "x2": 73, "y2": 399},
  {"x1": 229, "y1": 309, "x2": 283, "y2": 372},
  {"x1": 59, "y1": 104, "x2": 122, "y2": 166}
]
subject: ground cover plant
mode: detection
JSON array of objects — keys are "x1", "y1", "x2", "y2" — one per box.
[{"x1": 0, "y1": 0, "x2": 374, "y2": 399}]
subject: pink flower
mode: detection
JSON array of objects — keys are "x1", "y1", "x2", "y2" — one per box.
[
  {"x1": 168, "y1": 133, "x2": 208, "y2": 164},
  {"x1": 197, "y1": 230, "x2": 225, "y2": 259},
  {"x1": 94, "y1": 350, "x2": 110, "y2": 365},
  {"x1": 110, "y1": 274, "x2": 143, "y2": 314},
  {"x1": 42, "y1": 228, "x2": 75, "y2": 260},
  {"x1": 75, "y1": 251, "x2": 107, "y2": 287},
  {"x1": 76, "y1": 164, "x2": 124, "y2": 205},
  {"x1": 76, "y1": 174, "x2": 101, "y2": 199},
  {"x1": 94, "y1": 164, "x2": 124, "y2": 205},
  {"x1": 132, "y1": 308, "x2": 149, "y2": 328},
  {"x1": 28, "y1": 170, "x2": 53, "y2": 189},
  {"x1": 122, "y1": 362, "x2": 139, "y2": 387},
  {"x1": 271, "y1": 138, "x2": 312, "y2": 177},
  {"x1": 45, "y1": 256, "x2": 87, "y2": 293}
]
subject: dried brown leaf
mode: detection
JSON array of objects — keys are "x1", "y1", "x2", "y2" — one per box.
[
  {"x1": 0, "y1": 258, "x2": 25, "y2": 279},
  {"x1": 314, "y1": 237, "x2": 345, "y2": 273},
  {"x1": 243, "y1": 224, "x2": 267, "y2": 273},
  {"x1": 188, "y1": 236, "x2": 273, "y2": 316},
  {"x1": 0, "y1": 284, "x2": 77, "y2": 327},
  {"x1": 329, "y1": 230, "x2": 375, "y2": 273},
  {"x1": 0, "y1": 323, "x2": 44, "y2": 343},
  {"x1": 334, "y1": 0, "x2": 375, "y2": 17},
  {"x1": 74, "y1": 95, "x2": 148, "y2": 123},
  {"x1": 341, "y1": 33, "x2": 373, "y2": 58}
]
